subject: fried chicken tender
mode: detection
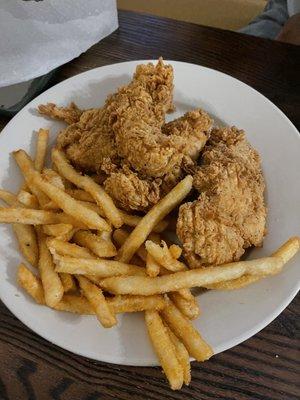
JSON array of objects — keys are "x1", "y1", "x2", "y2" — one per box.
[
  {"x1": 177, "y1": 127, "x2": 267, "y2": 268},
  {"x1": 103, "y1": 109, "x2": 211, "y2": 211},
  {"x1": 39, "y1": 59, "x2": 212, "y2": 212}
]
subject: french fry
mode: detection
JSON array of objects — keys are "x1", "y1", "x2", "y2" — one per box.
[
  {"x1": 169, "y1": 244, "x2": 182, "y2": 260},
  {"x1": 0, "y1": 192, "x2": 39, "y2": 267},
  {"x1": 14, "y1": 224, "x2": 39, "y2": 267},
  {"x1": 54, "y1": 254, "x2": 146, "y2": 277},
  {"x1": 17, "y1": 263, "x2": 45, "y2": 304},
  {"x1": 204, "y1": 275, "x2": 261, "y2": 290},
  {"x1": 146, "y1": 253, "x2": 160, "y2": 277},
  {"x1": 34, "y1": 128, "x2": 49, "y2": 172},
  {"x1": 116, "y1": 175, "x2": 193, "y2": 262},
  {"x1": 47, "y1": 237, "x2": 94, "y2": 259},
  {"x1": 13, "y1": 150, "x2": 50, "y2": 207},
  {"x1": 167, "y1": 326, "x2": 191, "y2": 385},
  {"x1": 145, "y1": 240, "x2": 185, "y2": 272},
  {"x1": 17, "y1": 267, "x2": 95, "y2": 314},
  {"x1": 78, "y1": 200, "x2": 168, "y2": 234},
  {"x1": 17, "y1": 190, "x2": 39, "y2": 209},
  {"x1": 169, "y1": 292, "x2": 200, "y2": 320},
  {"x1": 0, "y1": 207, "x2": 87, "y2": 227},
  {"x1": 13, "y1": 150, "x2": 111, "y2": 231},
  {"x1": 272, "y1": 236, "x2": 300, "y2": 264},
  {"x1": 42, "y1": 168, "x2": 65, "y2": 190},
  {"x1": 159, "y1": 266, "x2": 200, "y2": 319},
  {"x1": 73, "y1": 230, "x2": 117, "y2": 258},
  {"x1": 52, "y1": 148, "x2": 123, "y2": 228},
  {"x1": 100, "y1": 257, "x2": 283, "y2": 295},
  {"x1": 0, "y1": 189, "x2": 18, "y2": 205},
  {"x1": 161, "y1": 300, "x2": 213, "y2": 362},
  {"x1": 206, "y1": 236, "x2": 300, "y2": 290},
  {"x1": 145, "y1": 310, "x2": 183, "y2": 390},
  {"x1": 113, "y1": 228, "x2": 147, "y2": 261},
  {"x1": 42, "y1": 223, "x2": 75, "y2": 241},
  {"x1": 59, "y1": 273, "x2": 77, "y2": 293},
  {"x1": 37, "y1": 227, "x2": 64, "y2": 307},
  {"x1": 55, "y1": 294, "x2": 94, "y2": 314},
  {"x1": 77, "y1": 275, "x2": 117, "y2": 328},
  {"x1": 66, "y1": 188, "x2": 95, "y2": 202},
  {"x1": 107, "y1": 295, "x2": 165, "y2": 314}
]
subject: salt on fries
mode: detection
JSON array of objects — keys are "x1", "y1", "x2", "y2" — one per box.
[{"x1": 0, "y1": 129, "x2": 299, "y2": 391}]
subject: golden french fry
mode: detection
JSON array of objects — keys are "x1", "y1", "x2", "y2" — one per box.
[
  {"x1": 52, "y1": 148, "x2": 123, "y2": 228},
  {"x1": 47, "y1": 237, "x2": 94, "y2": 259},
  {"x1": 161, "y1": 300, "x2": 213, "y2": 362},
  {"x1": 66, "y1": 189, "x2": 95, "y2": 202},
  {"x1": 17, "y1": 263, "x2": 45, "y2": 304},
  {"x1": 17, "y1": 190, "x2": 39, "y2": 209},
  {"x1": 145, "y1": 240, "x2": 185, "y2": 272},
  {"x1": 0, "y1": 193, "x2": 39, "y2": 267},
  {"x1": 100, "y1": 257, "x2": 282, "y2": 295},
  {"x1": 73, "y1": 230, "x2": 117, "y2": 258},
  {"x1": 34, "y1": 128, "x2": 49, "y2": 172},
  {"x1": 42, "y1": 223, "x2": 74, "y2": 240},
  {"x1": 146, "y1": 253, "x2": 160, "y2": 277},
  {"x1": 206, "y1": 237, "x2": 300, "y2": 291},
  {"x1": 169, "y1": 292, "x2": 200, "y2": 320},
  {"x1": 159, "y1": 266, "x2": 199, "y2": 318},
  {"x1": 169, "y1": 244, "x2": 182, "y2": 260},
  {"x1": 116, "y1": 176, "x2": 193, "y2": 263},
  {"x1": 113, "y1": 228, "x2": 147, "y2": 261},
  {"x1": 118, "y1": 212, "x2": 168, "y2": 233},
  {"x1": 14, "y1": 224, "x2": 39, "y2": 267},
  {"x1": 13, "y1": 150, "x2": 50, "y2": 207},
  {"x1": 42, "y1": 168, "x2": 65, "y2": 190},
  {"x1": 54, "y1": 254, "x2": 146, "y2": 277},
  {"x1": 204, "y1": 275, "x2": 261, "y2": 290},
  {"x1": 59, "y1": 273, "x2": 77, "y2": 293},
  {"x1": 0, "y1": 207, "x2": 87, "y2": 227},
  {"x1": 167, "y1": 326, "x2": 191, "y2": 385},
  {"x1": 13, "y1": 150, "x2": 111, "y2": 231},
  {"x1": 54, "y1": 294, "x2": 94, "y2": 314},
  {"x1": 0, "y1": 189, "x2": 18, "y2": 205},
  {"x1": 17, "y1": 264, "x2": 93, "y2": 314},
  {"x1": 272, "y1": 236, "x2": 300, "y2": 264},
  {"x1": 37, "y1": 227, "x2": 64, "y2": 307},
  {"x1": 77, "y1": 275, "x2": 117, "y2": 328},
  {"x1": 107, "y1": 295, "x2": 165, "y2": 314},
  {"x1": 145, "y1": 310, "x2": 183, "y2": 390}
]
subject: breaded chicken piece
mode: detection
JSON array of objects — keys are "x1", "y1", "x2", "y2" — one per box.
[
  {"x1": 177, "y1": 127, "x2": 266, "y2": 268},
  {"x1": 103, "y1": 109, "x2": 211, "y2": 211}
]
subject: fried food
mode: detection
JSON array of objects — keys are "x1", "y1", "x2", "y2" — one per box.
[
  {"x1": 177, "y1": 126, "x2": 267, "y2": 267},
  {"x1": 40, "y1": 59, "x2": 212, "y2": 212}
]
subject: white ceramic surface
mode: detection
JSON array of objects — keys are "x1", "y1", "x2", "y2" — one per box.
[{"x1": 0, "y1": 60, "x2": 299, "y2": 366}]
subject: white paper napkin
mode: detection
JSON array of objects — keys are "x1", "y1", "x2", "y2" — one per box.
[{"x1": 0, "y1": 0, "x2": 118, "y2": 88}]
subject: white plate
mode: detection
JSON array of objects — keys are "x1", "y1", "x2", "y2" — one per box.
[{"x1": 0, "y1": 60, "x2": 299, "y2": 366}]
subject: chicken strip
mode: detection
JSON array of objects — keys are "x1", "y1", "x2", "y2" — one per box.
[
  {"x1": 103, "y1": 109, "x2": 211, "y2": 211},
  {"x1": 177, "y1": 126, "x2": 267, "y2": 268}
]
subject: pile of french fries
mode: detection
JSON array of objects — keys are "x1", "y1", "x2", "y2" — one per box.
[{"x1": 0, "y1": 129, "x2": 299, "y2": 390}]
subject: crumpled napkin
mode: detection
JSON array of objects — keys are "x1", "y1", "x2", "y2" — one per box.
[{"x1": 0, "y1": 0, "x2": 118, "y2": 88}]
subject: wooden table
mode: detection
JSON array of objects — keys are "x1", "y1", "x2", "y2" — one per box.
[{"x1": 0, "y1": 10, "x2": 299, "y2": 400}]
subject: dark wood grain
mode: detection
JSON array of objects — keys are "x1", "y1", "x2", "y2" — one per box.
[{"x1": 0, "y1": 10, "x2": 299, "y2": 400}]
